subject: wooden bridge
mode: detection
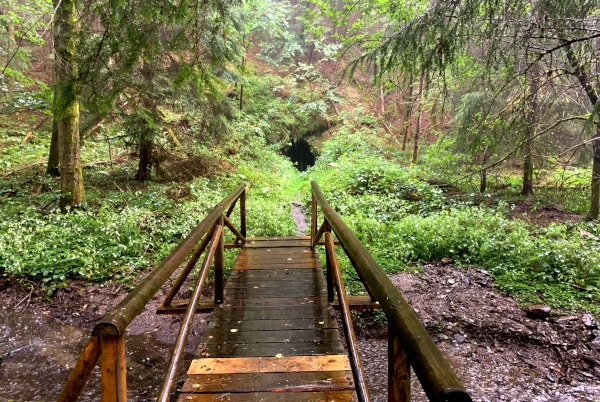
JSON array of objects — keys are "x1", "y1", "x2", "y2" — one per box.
[{"x1": 59, "y1": 183, "x2": 472, "y2": 402}]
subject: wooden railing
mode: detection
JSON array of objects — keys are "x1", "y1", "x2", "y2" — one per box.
[
  {"x1": 311, "y1": 181, "x2": 472, "y2": 402},
  {"x1": 58, "y1": 184, "x2": 246, "y2": 402}
]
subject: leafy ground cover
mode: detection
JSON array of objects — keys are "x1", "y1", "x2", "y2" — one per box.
[
  {"x1": 0, "y1": 123, "x2": 297, "y2": 296},
  {"x1": 300, "y1": 118, "x2": 600, "y2": 313}
]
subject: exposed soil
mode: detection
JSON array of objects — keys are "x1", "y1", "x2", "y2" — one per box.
[
  {"x1": 1, "y1": 262, "x2": 598, "y2": 401},
  {"x1": 357, "y1": 264, "x2": 600, "y2": 401},
  {"x1": 508, "y1": 199, "x2": 583, "y2": 226}
]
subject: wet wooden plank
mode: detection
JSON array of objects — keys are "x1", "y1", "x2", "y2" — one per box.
[
  {"x1": 207, "y1": 318, "x2": 338, "y2": 331},
  {"x1": 224, "y1": 287, "x2": 325, "y2": 298},
  {"x1": 233, "y1": 261, "x2": 319, "y2": 269},
  {"x1": 181, "y1": 371, "x2": 354, "y2": 393},
  {"x1": 248, "y1": 236, "x2": 311, "y2": 241},
  {"x1": 212, "y1": 307, "x2": 335, "y2": 321},
  {"x1": 227, "y1": 269, "x2": 326, "y2": 282},
  {"x1": 224, "y1": 287, "x2": 326, "y2": 298},
  {"x1": 238, "y1": 247, "x2": 314, "y2": 256},
  {"x1": 177, "y1": 390, "x2": 355, "y2": 402},
  {"x1": 224, "y1": 281, "x2": 325, "y2": 290},
  {"x1": 219, "y1": 297, "x2": 329, "y2": 308},
  {"x1": 203, "y1": 329, "x2": 341, "y2": 345},
  {"x1": 188, "y1": 355, "x2": 351, "y2": 375},
  {"x1": 200, "y1": 340, "x2": 345, "y2": 357},
  {"x1": 244, "y1": 240, "x2": 311, "y2": 248}
]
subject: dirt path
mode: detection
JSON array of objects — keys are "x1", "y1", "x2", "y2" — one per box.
[
  {"x1": 0, "y1": 264, "x2": 598, "y2": 401},
  {"x1": 290, "y1": 200, "x2": 308, "y2": 235}
]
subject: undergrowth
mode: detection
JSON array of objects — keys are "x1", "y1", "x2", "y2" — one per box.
[{"x1": 302, "y1": 120, "x2": 600, "y2": 313}]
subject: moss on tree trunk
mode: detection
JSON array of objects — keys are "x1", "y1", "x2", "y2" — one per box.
[{"x1": 54, "y1": 0, "x2": 85, "y2": 211}]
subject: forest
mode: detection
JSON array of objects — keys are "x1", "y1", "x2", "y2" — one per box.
[{"x1": 1, "y1": 0, "x2": 600, "y2": 401}]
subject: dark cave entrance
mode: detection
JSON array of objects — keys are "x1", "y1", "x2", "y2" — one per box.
[{"x1": 286, "y1": 138, "x2": 315, "y2": 171}]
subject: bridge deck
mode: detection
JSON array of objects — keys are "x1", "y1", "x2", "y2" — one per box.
[{"x1": 178, "y1": 236, "x2": 357, "y2": 401}]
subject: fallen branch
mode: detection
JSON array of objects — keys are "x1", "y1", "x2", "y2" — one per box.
[
  {"x1": 21, "y1": 116, "x2": 50, "y2": 145},
  {"x1": 1, "y1": 161, "x2": 46, "y2": 177}
]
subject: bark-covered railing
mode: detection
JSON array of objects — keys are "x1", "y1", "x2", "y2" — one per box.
[
  {"x1": 58, "y1": 184, "x2": 246, "y2": 402},
  {"x1": 311, "y1": 181, "x2": 472, "y2": 402}
]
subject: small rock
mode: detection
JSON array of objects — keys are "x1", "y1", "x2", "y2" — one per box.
[
  {"x1": 454, "y1": 333, "x2": 466, "y2": 343},
  {"x1": 525, "y1": 305, "x2": 551, "y2": 320},
  {"x1": 555, "y1": 315, "x2": 579, "y2": 325},
  {"x1": 582, "y1": 313, "x2": 597, "y2": 329},
  {"x1": 447, "y1": 278, "x2": 456, "y2": 285}
]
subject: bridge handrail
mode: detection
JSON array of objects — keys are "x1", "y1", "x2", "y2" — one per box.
[
  {"x1": 311, "y1": 181, "x2": 472, "y2": 402},
  {"x1": 59, "y1": 184, "x2": 246, "y2": 402},
  {"x1": 93, "y1": 183, "x2": 246, "y2": 336}
]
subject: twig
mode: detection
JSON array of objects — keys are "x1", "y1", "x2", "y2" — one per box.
[
  {"x1": 14, "y1": 285, "x2": 35, "y2": 309},
  {"x1": 1, "y1": 161, "x2": 45, "y2": 177},
  {"x1": 21, "y1": 116, "x2": 50, "y2": 145}
]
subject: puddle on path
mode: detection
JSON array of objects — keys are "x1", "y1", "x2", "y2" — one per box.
[{"x1": 0, "y1": 306, "x2": 192, "y2": 401}]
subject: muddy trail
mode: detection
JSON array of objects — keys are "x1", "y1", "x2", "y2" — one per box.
[{"x1": 0, "y1": 204, "x2": 599, "y2": 401}]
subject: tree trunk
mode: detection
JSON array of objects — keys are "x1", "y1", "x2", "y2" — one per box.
[
  {"x1": 135, "y1": 61, "x2": 155, "y2": 181},
  {"x1": 521, "y1": 62, "x2": 541, "y2": 196},
  {"x1": 46, "y1": 118, "x2": 60, "y2": 176},
  {"x1": 401, "y1": 74, "x2": 414, "y2": 152},
  {"x1": 480, "y1": 146, "x2": 489, "y2": 193},
  {"x1": 6, "y1": 20, "x2": 15, "y2": 94},
  {"x1": 412, "y1": 73, "x2": 425, "y2": 165},
  {"x1": 590, "y1": 130, "x2": 600, "y2": 219},
  {"x1": 566, "y1": 44, "x2": 600, "y2": 218},
  {"x1": 135, "y1": 133, "x2": 153, "y2": 181},
  {"x1": 54, "y1": 0, "x2": 84, "y2": 211}
]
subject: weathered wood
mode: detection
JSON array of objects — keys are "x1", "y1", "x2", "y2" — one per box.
[
  {"x1": 201, "y1": 340, "x2": 345, "y2": 357},
  {"x1": 235, "y1": 262, "x2": 320, "y2": 270},
  {"x1": 188, "y1": 355, "x2": 351, "y2": 375},
  {"x1": 94, "y1": 184, "x2": 245, "y2": 336},
  {"x1": 182, "y1": 371, "x2": 354, "y2": 393},
  {"x1": 332, "y1": 296, "x2": 382, "y2": 311},
  {"x1": 162, "y1": 227, "x2": 214, "y2": 307},
  {"x1": 156, "y1": 302, "x2": 215, "y2": 315},
  {"x1": 312, "y1": 182, "x2": 471, "y2": 401},
  {"x1": 177, "y1": 391, "x2": 356, "y2": 402},
  {"x1": 57, "y1": 336, "x2": 101, "y2": 402},
  {"x1": 218, "y1": 296, "x2": 330, "y2": 308},
  {"x1": 212, "y1": 306, "x2": 335, "y2": 321},
  {"x1": 157, "y1": 224, "x2": 224, "y2": 402},
  {"x1": 389, "y1": 324, "x2": 410, "y2": 402},
  {"x1": 224, "y1": 286, "x2": 326, "y2": 298},
  {"x1": 326, "y1": 231, "x2": 370, "y2": 402},
  {"x1": 244, "y1": 240, "x2": 312, "y2": 248},
  {"x1": 203, "y1": 328, "x2": 341, "y2": 345},
  {"x1": 181, "y1": 236, "x2": 357, "y2": 401},
  {"x1": 99, "y1": 335, "x2": 127, "y2": 402},
  {"x1": 214, "y1": 216, "x2": 225, "y2": 305},
  {"x1": 207, "y1": 318, "x2": 338, "y2": 331}
]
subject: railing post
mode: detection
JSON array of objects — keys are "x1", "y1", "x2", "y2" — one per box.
[
  {"x1": 311, "y1": 190, "x2": 317, "y2": 247},
  {"x1": 324, "y1": 221, "x2": 334, "y2": 302},
  {"x1": 99, "y1": 335, "x2": 127, "y2": 402},
  {"x1": 388, "y1": 323, "x2": 410, "y2": 402},
  {"x1": 240, "y1": 189, "x2": 246, "y2": 238},
  {"x1": 57, "y1": 336, "x2": 101, "y2": 402},
  {"x1": 214, "y1": 217, "x2": 225, "y2": 304}
]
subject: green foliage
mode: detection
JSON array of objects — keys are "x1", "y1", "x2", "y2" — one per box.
[{"x1": 307, "y1": 126, "x2": 600, "y2": 312}]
